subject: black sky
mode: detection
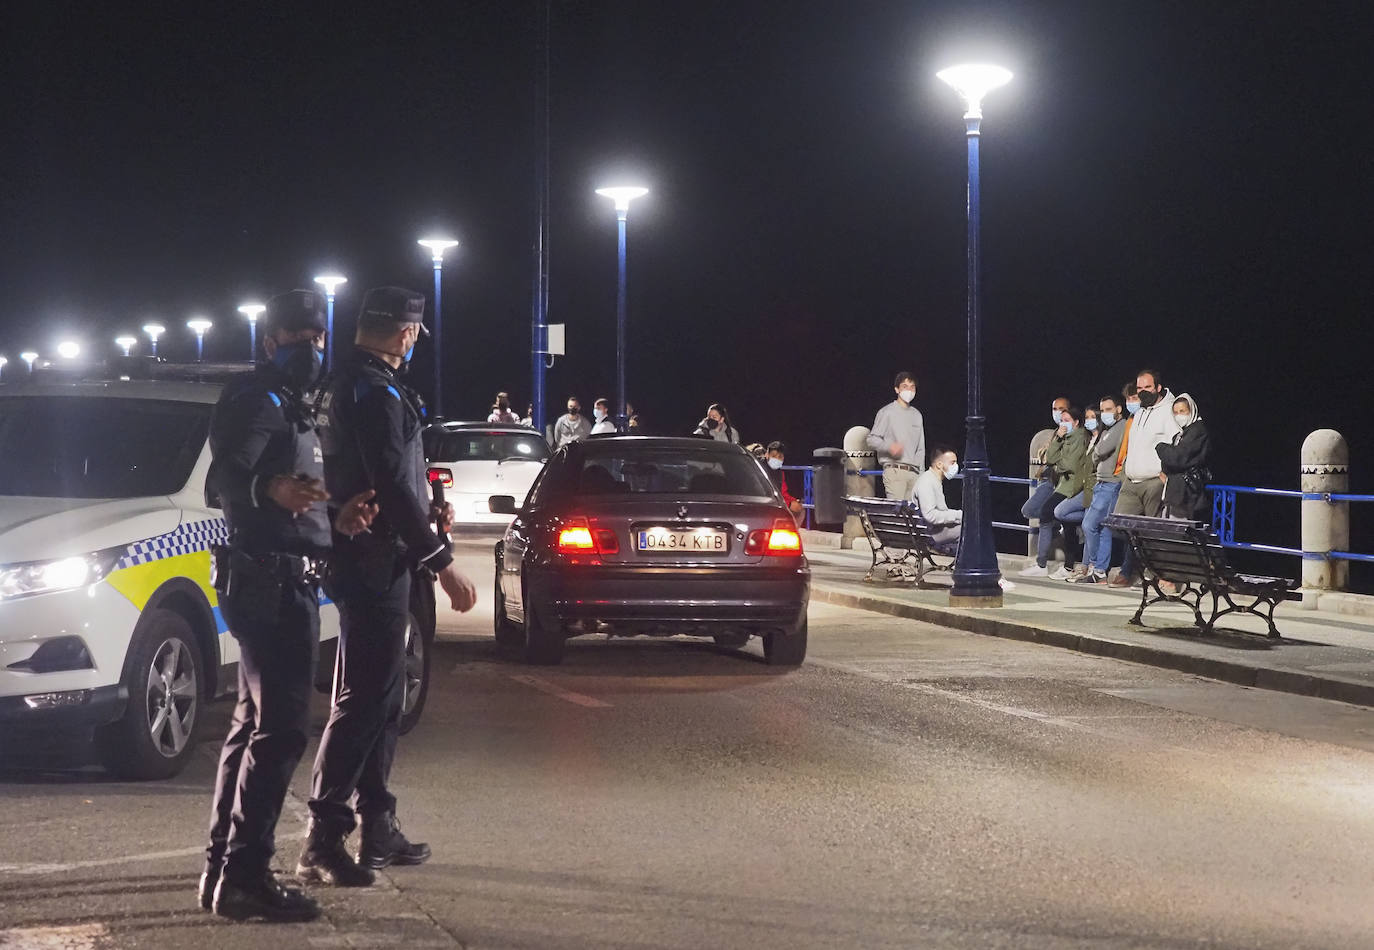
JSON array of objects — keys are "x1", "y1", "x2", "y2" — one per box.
[{"x1": 3, "y1": 0, "x2": 1373, "y2": 541}]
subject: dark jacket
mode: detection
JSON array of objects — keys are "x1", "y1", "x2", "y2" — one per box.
[{"x1": 1157, "y1": 396, "x2": 1211, "y2": 519}]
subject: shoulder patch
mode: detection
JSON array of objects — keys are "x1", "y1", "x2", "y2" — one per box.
[
  {"x1": 268, "y1": 392, "x2": 282, "y2": 407},
  {"x1": 386, "y1": 385, "x2": 401, "y2": 401}
]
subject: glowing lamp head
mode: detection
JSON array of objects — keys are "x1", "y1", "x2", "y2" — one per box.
[
  {"x1": 20, "y1": 351, "x2": 39, "y2": 368},
  {"x1": 936, "y1": 63, "x2": 1013, "y2": 117},
  {"x1": 237, "y1": 303, "x2": 266, "y2": 323},
  {"x1": 187, "y1": 318, "x2": 212, "y2": 336},
  {"x1": 56, "y1": 341, "x2": 81, "y2": 360},
  {"x1": 595, "y1": 186, "x2": 649, "y2": 212},
  {"x1": 314, "y1": 274, "x2": 347, "y2": 296},
  {"x1": 142, "y1": 323, "x2": 165, "y2": 342},
  {"x1": 418, "y1": 238, "x2": 459, "y2": 262},
  {"x1": 114, "y1": 335, "x2": 137, "y2": 355},
  {"x1": 0, "y1": 356, "x2": 7, "y2": 369}
]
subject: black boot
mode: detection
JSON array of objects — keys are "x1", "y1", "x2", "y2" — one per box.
[
  {"x1": 296, "y1": 821, "x2": 376, "y2": 887},
  {"x1": 197, "y1": 867, "x2": 220, "y2": 911},
  {"x1": 212, "y1": 870, "x2": 320, "y2": 923},
  {"x1": 360, "y1": 813, "x2": 431, "y2": 870}
]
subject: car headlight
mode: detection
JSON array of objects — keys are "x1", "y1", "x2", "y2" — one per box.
[{"x1": 0, "y1": 547, "x2": 125, "y2": 602}]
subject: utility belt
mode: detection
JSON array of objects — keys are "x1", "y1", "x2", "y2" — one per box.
[{"x1": 211, "y1": 546, "x2": 325, "y2": 633}]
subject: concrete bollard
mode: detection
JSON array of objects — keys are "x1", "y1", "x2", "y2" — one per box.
[
  {"x1": 1027, "y1": 430, "x2": 1054, "y2": 559},
  {"x1": 842, "y1": 426, "x2": 877, "y2": 549},
  {"x1": 1301, "y1": 429, "x2": 1349, "y2": 591}
]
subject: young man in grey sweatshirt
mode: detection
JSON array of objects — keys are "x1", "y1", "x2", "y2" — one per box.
[{"x1": 865, "y1": 371, "x2": 926, "y2": 502}]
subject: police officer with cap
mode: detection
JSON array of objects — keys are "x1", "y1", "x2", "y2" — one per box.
[
  {"x1": 200, "y1": 289, "x2": 379, "y2": 921},
  {"x1": 298, "y1": 286, "x2": 477, "y2": 885}
]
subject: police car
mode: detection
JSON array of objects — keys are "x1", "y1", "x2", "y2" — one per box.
[{"x1": 0, "y1": 361, "x2": 434, "y2": 779}]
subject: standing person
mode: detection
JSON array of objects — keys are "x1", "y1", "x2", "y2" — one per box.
[
  {"x1": 913, "y1": 446, "x2": 962, "y2": 550},
  {"x1": 1109, "y1": 369, "x2": 1182, "y2": 587},
  {"x1": 1019, "y1": 405, "x2": 1090, "y2": 578},
  {"x1": 519, "y1": 403, "x2": 534, "y2": 428},
  {"x1": 300, "y1": 287, "x2": 478, "y2": 885},
  {"x1": 765, "y1": 441, "x2": 803, "y2": 517},
  {"x1": 488, "y1": 392, "x2": 518, "y2": 424},
  {"x1": 1021, "y1": 395, "x2": 1071, "y2": 529},
  {"x1": 590, "y1": 397, "x2": 617, "y2": 434},
  {"x1": 1157, "y1": 393, "x2": 1211, "y2": 520},
  {"x1": 866, "y1": 372, "x2": 926, "y2": 502},
  {"x1": 694, "y1": 403, "x2": 739, "y2": 443},
  {"x1": 552, "y1": 396, "x2": 591, "y2": 448},
  {"x1": 1073, "y1": 394, "x2": 1127, "y2": 584},
  {"x1": 200, "y1": 290, "x2": 378, "y2": 922},
  {"x1": 626, "y1": 400, "x2": 642, "y2": 432}
]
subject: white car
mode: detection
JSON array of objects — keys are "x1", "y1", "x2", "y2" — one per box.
[
  {"x1": 423, "y1": 422, "x2": 549, "y2": 527},
  {"x1": 0, "y1": 364, "x2": 435, "y2": 779}
]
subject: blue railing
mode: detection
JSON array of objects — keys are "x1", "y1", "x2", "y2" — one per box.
[
  {"x1": 1208, "y1": 484, "x2": 1374, "y2": 564},
  {"x1": 780, "y1": 464, "x2": 816, "y2": 529}
]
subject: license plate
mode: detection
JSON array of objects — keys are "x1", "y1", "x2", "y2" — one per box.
[{"x1": 636, "y1": 527, "x2": 728, "y2": 553}]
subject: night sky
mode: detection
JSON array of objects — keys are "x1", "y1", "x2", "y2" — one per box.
[{"x1": 3, "y1": 1, "x2": 1372, "y2": 554}]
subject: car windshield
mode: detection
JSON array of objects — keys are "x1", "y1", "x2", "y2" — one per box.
[
  {"x1": 426, "y1": 429, "x2": 550, "y2": 463},
  {"x1": 573, "y1": 448, "x2": 772, "y2": 496},
  {"x1": 0, "y1": 396, "x2": 211, "y2": 499}
]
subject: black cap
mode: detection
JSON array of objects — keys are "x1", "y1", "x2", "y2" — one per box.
[
  {"x1": 263, "y1": 290, "x2": 328, "y2": 333},
  {"x1": 358, "y1": 286, "x2": 429, "y2": 335}
]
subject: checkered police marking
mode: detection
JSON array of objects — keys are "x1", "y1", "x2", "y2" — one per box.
[{"x1": 115, "y1": 518, "x2": 229, "y2": 570}]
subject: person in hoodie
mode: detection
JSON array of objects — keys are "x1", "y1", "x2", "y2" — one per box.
[
  {"x1": 1108, "y1": 369, "x2": 1182, "y2": 587},
  {"x1": 1157, "y1": 393, "x2": 1211, "y2": 520}
]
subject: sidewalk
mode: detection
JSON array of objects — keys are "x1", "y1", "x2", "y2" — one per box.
[{"x1": 801, "y1": 535, "x2": 1374, "y2": 708}]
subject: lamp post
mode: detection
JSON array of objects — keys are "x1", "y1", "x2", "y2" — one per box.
[
  {"x1": 115, "y1": 335, "x2": 137, "y2": 357},
  {"x1": 313, "y1": 275, "x2": 347, "y2": 369},
  {"x1": 187, "y1": 318, "x2": 212, "y2": 362},
  {"x1": 238, "y1": 303, "x2": 265, "y2": 360},
  {"x1": 937, "y1": 63, "x2": 1012, "y2": 607},
  {"x1": 0, "y1": 355, "x2": 6, "y2": 380},
  {"x1": 21, "y1": 351, "x2": 38, "y2": 373},
  {"x1": 417, "y1": 238, "x2": 459, "y2": 416},
  {"x1": 595, "y1": 186, "x2": 648, "y2": 428},
  {"x1": 142, "y1": 323, "x2": 165, "y2": 357}
]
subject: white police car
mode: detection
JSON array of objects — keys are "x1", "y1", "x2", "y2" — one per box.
[{"x1": 0, "y1": 363, "x2": 433, "y2": 779}]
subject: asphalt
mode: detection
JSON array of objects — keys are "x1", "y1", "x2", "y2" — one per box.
[{"x1": 802, "y1": 532, "x2": 1374, "y2": 708}]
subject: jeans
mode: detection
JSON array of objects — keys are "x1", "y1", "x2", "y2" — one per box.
[{"x1": 1082, "y1": 480, "x2": 1122, "y2": 574}]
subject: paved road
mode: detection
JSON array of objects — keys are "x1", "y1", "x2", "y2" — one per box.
[{"x1": 2, "y1": 540, "x2": 1374, "y2": 948}]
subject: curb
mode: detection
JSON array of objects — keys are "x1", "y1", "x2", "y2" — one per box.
[{"x1": 809, "y1": 582, "x2": 1374, "y2": 709}]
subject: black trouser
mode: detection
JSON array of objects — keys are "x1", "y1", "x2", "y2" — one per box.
[
  {"x1": 307, "y1": 568, "x2": 410, "y2": 832},
  {"x1": 1039, "y1": 491, "x2": 1082, "y2": 569},
  {"x1": 205, "y1": 579, "x2": 319, "y2": 883}
]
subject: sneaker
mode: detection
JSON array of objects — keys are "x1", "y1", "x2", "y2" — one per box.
[
  {"x1": 197, "y1": 867, "x2": 219, "y2": 912},
  {"x1": 1071, "y1": 569, "x2": 1105, "y2": 585},
  {"x1": 997, "y1": 578, "x2": 1016, "y2": 591},
  {"x1": 1048, "y1": 565, "x2": 1075, "y2": 581},
  {"x1": 1018, "y1": 564, "x2": 1047, "y2": 577}
]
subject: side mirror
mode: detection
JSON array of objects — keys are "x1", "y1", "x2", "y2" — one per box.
[{"x1": 488, "y1": 494, "x2": 518, "y2": 515}]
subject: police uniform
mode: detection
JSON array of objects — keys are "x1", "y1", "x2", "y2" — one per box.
[
  {"x1": 201, "y1": 289, "x2": 330, "y2": 922},
  {"x1": 301, "y1": 286, "x2": 449, "y2": 874}
]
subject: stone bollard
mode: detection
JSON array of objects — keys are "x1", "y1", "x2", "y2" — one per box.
[
  {"x1": 1301, "y1": 429, "x2": 1349, "y2": 592},
  {"x1": 842, "y1": 426, "x2": 877, "y2": 549},
  {"x1": 1027, "y1": 430, "x2": 1054, "y2": 559}
]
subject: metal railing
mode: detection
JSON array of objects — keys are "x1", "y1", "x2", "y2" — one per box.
[{"x1": 1208, "y1": 484, "x2": 1374, "y2": 563}]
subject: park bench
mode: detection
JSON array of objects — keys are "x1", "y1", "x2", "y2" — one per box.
[
  {"x1": 844, "y1": 495, "x2": 956, "y2": 584},
  {"x1": 1102, "y1": 513, "x2": 1300, "y2": 638}
]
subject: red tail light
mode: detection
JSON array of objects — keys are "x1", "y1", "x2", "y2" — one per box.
[
  {"x1": 427, "y1": 467, "x2": 453, "y2": 487},
  {"x1": 746, "y1": 519, "x2": 804, "y2": 557},
  {"x1": 556, "y1": 517, "x2": 619, "y2": 556}
]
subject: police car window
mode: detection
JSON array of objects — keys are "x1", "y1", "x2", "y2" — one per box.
[
  {"x1": 0, "y1": 397, "x2": 211, "y2": 499},
  {"x1": 574, "y1": 449, "x2": 771, "y2": 496},
  {"x1": 425, "y1": 430, "x2": 550, "y2": 463}
]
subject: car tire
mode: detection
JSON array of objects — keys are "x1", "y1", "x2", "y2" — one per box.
[
  {"x1": 521, "y1": 583, "x2": 565, "y2": 666},
  {"x1": 98, "y1": 608, "x2": 203, "y2": 780},
  {"x1": 763, "y1": 615, "x2": 808, "y2": 667},
  {"x1": 712, "y1": 632, "x2": 751, "y2": 649},
  {"x1": 399, "y1": 584, "x2": 435, "y2": 736},
  {"x1": 493, "y1": 552, "x2": 522, "y2": 648}
]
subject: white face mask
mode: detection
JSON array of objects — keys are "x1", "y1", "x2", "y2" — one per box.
[
  {"x1": 1175, "y1": 413, "x2": 1192, "y2": 427},
  {"x1": 767, "y1": 457, "x2": 784, "y2": 470},
  {"x1": 898, "y1": 389, "x2": 915, "y2": 404},
  {"x1": 945, "y1": 462, "x2": 959, "y2": 478},
  {"x1": 1100, "y1": 411, "x2": 1116, "y2": 426},
  {"x1": 1052, "y1": 408, "x2": 1065, "y2": 425},
  {"x1": 594, "y1": 409, "x2": 606, "y2": 421}
]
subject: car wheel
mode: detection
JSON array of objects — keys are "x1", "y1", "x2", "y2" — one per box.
[
  {"x1": 493, "y1": 559, "x2": 522, "y2": 648},
  {"x1": 521, "y1": 582, "x2": 565, "y2": 666},
  {"x1": 763, "y1": 615, "x2": 808, "y2": 667},
  {"x1": 712, "y1": 631, "x2": 751, "y2": 649},
  {"x1": 98, "y1": 608, "x2": 202, "y2": 780},
  {"x1": 399, "y1": 606, "x2": 433, "y2": 736}
]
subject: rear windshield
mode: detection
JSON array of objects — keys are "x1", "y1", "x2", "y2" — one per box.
[
  {"x1": 0, "y1": 396, "x2": 210, "y2": 499},
  {"x1": 573, "y1": 448, "x2": 772, "y2": 496},
  {"x1": 425, "y1": 429, "x2": 550, "y2": 463}
]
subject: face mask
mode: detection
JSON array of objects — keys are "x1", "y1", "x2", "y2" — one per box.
[
  {"x1": 1061, "y1": 420, "x2": 1075, "y2": 432},
  {"x1": 705, "y1": 417, "x2": 719, "y2": 430},
  {"x1": 1100, "y1": 411, "x2": 1116, "y2": 426},
  {"x1": 1084, "y1": 418, "x2": 1098, "y2": 432},
  {"x1": 1175, "y1": 413, "x2": 1192, "y2": 427},
  {"x1": 945, "y1": 462, "x2": 959, "y2": 478},
  {"x1": 594, "y1": 409, "x2": 606, "y2": 421},
  {"x1": 767, "y1": 457, "x2": 783, "y2": 470},
  {"x1": 270, "y1": 341, "x2": 323, "y2": 389},
  {"x1": 1137, "y1": 390, "x2": 1158, "y2": 408},
  {"x1": 1126, "y1": 401, "x2": 1140, "y2": 416},
  {"x1": 568, "y1": 407, "x2": 579, "y2": 416},
  {"x1": 899, "y1": 389, "x2": 915, "y2": 404}
]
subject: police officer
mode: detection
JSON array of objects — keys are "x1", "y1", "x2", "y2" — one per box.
[
  {"x1": 298, "y1": 286, "x2": 477, "y2": 885},
  {"x1": 200, "y1": 290, "x2": 378, "y2": 921}
]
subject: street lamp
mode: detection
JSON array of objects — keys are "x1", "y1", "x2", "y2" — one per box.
[
  {"x1": 238, "y1": 303, "x2": 266, "y2": 360},
  {"x1": 938, "y1": 63, "x2": 1012, "y2": 607},
  {"x1": 595, "y1": 185, "x2": 649, "y2": 428},
  {"x1": 313, "y1": 274, "x2": 347, "y2": 369},
  {"x1": 0, "y1": 355, "x2": 6, "y2": 380},
  {"x1": 143, "y1": 323, "x2": 165, "y2": 357},
  {"x1": 115, "y1": 335, "x2": 137, "y2": 357},
  {"x1": 417, "y1": 238, "x2": 459, "y2": 416},
  {"x1": 187, "y1": 318, "x2": 212, "y2": 362},
  {"x1": 21, "y1": 351, "x2": 38, "y2": 373},
  {"x1": 56, "y1": 341, "x2": 81, "y2": 360}
]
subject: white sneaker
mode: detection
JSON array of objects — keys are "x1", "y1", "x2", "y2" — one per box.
[
  {"x1": 998, "y1": 578, "x2": 1016, "y2": 591},
  {"x1": 1048, "y1": 565, "x2": 1074, "y2": 581},
  {"x1": 1018, "y1": 564, "x2": 1047, "y2": 577}
]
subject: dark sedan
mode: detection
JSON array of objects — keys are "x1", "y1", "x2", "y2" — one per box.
[{"x1": 491, "y1": 436, "x2": 810, "y2": 666}]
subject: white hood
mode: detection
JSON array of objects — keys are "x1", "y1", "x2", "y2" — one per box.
[{"x1": 0, "y1": 496, "x2": 181, "y2": 564}]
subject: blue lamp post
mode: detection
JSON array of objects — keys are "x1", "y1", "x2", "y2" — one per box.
[
  {"x1": 938, "y1": 63, "x2": 1012, "y2": 607},
  {"x1": 142, "y1": 324, "x2": 164, "y2": 357},
  {"x1": 238, "y1": 303, "x2": 265, "y2": 361},
  {"x1": 187, "y1": 318, "x2": 212, "y2": 362},
  {"x1": 595, "y1": 186, "x2": 648, "y2": 429},
  {"x1": 418, "y1": 238, "x2": 459, "y2": 417},
  {"x1": 313, "y1": 274, "x2": 347, "y2": 369}
]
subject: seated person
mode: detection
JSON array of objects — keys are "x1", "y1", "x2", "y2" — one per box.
[
  {"x1": 913, "y1": 446, "x2": 962, "y2": 551},
  {"x1": 765, "y1": 441, "x2": 803, "y2": 517}
]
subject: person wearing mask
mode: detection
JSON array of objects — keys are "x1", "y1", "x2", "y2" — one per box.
[
  {"x1": 590, "y1": 397, "x2": 617, "y2": 434},
  {"x1": 1020, "y1": 405, "x2": 1090, "y2": 578},
  {"x1": 765, "y1": 441, "x2": 803, "y2": 518},
  {"x1": 866, "y1": 372, "x2": 927, "y2": 502},
  {"x1": 1157, "y1": 393, "x2": 1211, "y2": 520},
  {"x1": 1073, "y1": 395, "x2": 1128, "y2": 584},
  {"x1": 1021, "y1": 395, "x2": 1071, "y2": 532},
  {"x1": 913, "y1": 446, "x2": 962, "y2": 550},
  {"x1": 1047, "y1": 406, "x2": 1098, "y2": 579},
  {"x1": 519, "y1": 404, "x2": 534, "y2": 428},
  {"x1": 552, "y1": 396, "x2": 591, "y2": 448},
  {"x1": 1108, "y1": 369, "x2": 1182, "y2": 587},
  {"x1": 694, "y1": 403, "x2": 739, "y2": 443},
  {"x1": 487, "y1": 392, "x2": 518, "y2": 425}
]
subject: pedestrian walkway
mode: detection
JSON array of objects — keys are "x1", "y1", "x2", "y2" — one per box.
[{"x1": 802, "y1": 536, "x2": 1374, "y2": 708}]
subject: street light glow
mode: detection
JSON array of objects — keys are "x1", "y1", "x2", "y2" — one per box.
[
  {"x1": 418, "y1": 238, "x2": 459, "y2": 262},
  {"x1": 115, "y1": 335, "x2": 137, "y2": 356},
  {"x1": 595, "y1": 186, "x2": 649, "y2": 212},
  {"x1": 237, "y1": 303, "x2": 265, "y2": 322},
  {"x1": 20, "y1": 351, "x2": 38, "y2": 371},
  {"x1": 936, "y1": 64, "x2": 1013, "y2": 117},
  {"x1": 187, "y1": 318, "x2": 212, "y2": 334},
  {"x1": 142, "y1": 323, "x2": 165, "y2": 340},
  {"x1": 57, "y1": 341, "x2": 81, "y2": 360},
  {"x1": 313, "y1": 274, "x2": 347, "y2": 295}
]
